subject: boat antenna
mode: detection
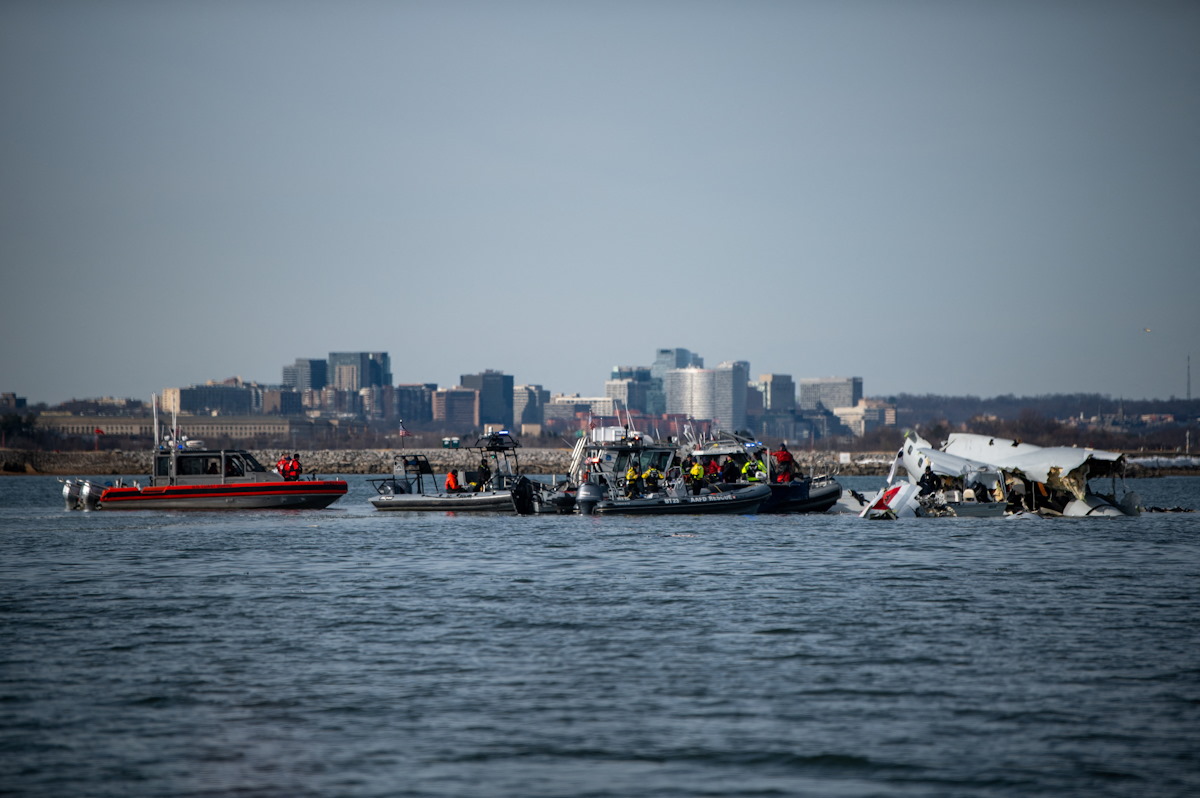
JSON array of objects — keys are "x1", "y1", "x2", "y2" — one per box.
[
  {"x1": 152, "y1": 393, "x2": 159, "y2": 449},
  {"x1": 620, "y1": 399, "x2": 638, "y2": 436}
]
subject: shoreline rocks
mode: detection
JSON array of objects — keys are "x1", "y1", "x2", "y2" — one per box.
[
  {"x1": 2, "y1": 448, "x2": 888, "y2": 477},
  {"x1": 4, "y1": 449, "x2": 1196, "y2": 478}
]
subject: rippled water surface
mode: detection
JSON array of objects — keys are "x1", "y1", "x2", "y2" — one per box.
[{"x1": 2, "y1": 476, "x2": 1199, "y2": 797}]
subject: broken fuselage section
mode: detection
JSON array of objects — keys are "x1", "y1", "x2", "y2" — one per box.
[{"x1": 863, "y1": 432, "x2": 1140, "y2": 519}]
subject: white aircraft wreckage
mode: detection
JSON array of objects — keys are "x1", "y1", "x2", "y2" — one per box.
[{"x1": 862, "y1": 432, "x2": 1141, "y2": 519}]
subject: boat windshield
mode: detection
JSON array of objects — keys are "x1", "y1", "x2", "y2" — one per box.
[
  {"x1": 238, "y1": 452, "x2": 268, "y2": 472},
  {"x1": 615, "y1": 449, "x2": 674, "y2": 474}
]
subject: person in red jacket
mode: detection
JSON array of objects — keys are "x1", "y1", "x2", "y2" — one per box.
[
  {"x1": 282, "y1": 454, "x2": 302, "y2": 481},
  {"x1": 445, "y1": 469, "x2": 463, "y2": 493},
  {"x1": 770, "y1": 443, "x2": 796, "y2": 483}
]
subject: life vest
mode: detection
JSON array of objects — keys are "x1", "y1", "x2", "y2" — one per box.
[
  {"x1": 282, "y1": 458, "x2": 301, "y2": 480},
  {"x1": 445, "y1": 472, "x2": 461, "y2": 491},
  {"x1": 689, "y1": 463, "x2": 704, "y2": 481}
]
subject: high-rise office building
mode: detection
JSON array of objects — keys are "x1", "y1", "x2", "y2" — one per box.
[
  {"x1": 460, "y1": 370, "x2": 514, "y2": 428},
  {"x1": 282, "y1": 358, "x2": 328, "y2": 392},
  {"x1": 660, "y1": 360, "x2": 750, "y2": 431},
  {"x1": 758, "y1": 374, "x2": 796, "y2": 413},
  {"x1": 394, "y1": 384, "x2": 436, "y2": 425},
  {"x1": 798, "y1": 377, "x2": 863, "y2": 411},
  {"x1": 161, "y1": 384, "x2": 252, "y2": 415},
  {"x1": 713, "y1": 360, "x2": 749, "y2": 432},
  {"x1": 327, "y1": 352, "x2": 392, "y2": 392},
  {"x1": 514, "y1": 384, "x2": 549, "y2": 426},
  {"x1": 432, "y1": 388, "x2": 479, "y2": 429},
  {"x1": 651, "y1": 348, "x2": 703, "y2": 379},
  {"x1": 664, "y1": 367, "x2": 715, "y2": 421},
  {"x1": 608, "y1": 366, "x2": 654, "y2": 414},
  {"x1": 649, "y1": 350, "x2": 702, "y2": 416}
]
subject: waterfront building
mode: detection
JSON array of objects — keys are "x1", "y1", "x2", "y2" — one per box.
[
  {"x1": 460, "y1": 370, "x2": 514, "y2": 428},
  {"x1": 33, "y1": 414, "x2": 350, "y2": 446},
  {"x1": 35, "y1": 414, "x2": 157, "y2": 438}
]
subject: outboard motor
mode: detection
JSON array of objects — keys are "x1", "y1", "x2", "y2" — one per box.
[
  {"x1": 79, "y1": 480, "x2": 103, "y2": 511},
  {"x1": 511, "y1": 476, "x2": 537, "y2": 515},
  {"x1": 576, "y1": 481, "x2": 604, "y2": 515},
  {"x1": 62, "y1": 479, "x2": 82, "y2": 511}
]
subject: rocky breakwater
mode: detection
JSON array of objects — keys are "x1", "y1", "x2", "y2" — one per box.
[
  {"x1": 2, "y1": 450, "x2": 154, "y2": 476},
  {"x1": 282, "y1": 449, "x2": 576, "y2": 476},
  {"x1": 1, "y1": 448, "x2": 578, "y2": 476}
]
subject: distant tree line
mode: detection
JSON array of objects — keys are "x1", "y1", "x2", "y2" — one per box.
[{"x1": 852, "y1": 393, "x2": 1200, "y2": 453}]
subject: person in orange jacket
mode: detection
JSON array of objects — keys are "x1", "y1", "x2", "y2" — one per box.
[
  {"x1": 281, "y1": 454, "x2": 302, "y2": 481},
  {"x1": 445, "y1": 469, "x2": 463, "y2": 493}
]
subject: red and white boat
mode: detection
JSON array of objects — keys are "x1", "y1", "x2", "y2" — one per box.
[{"x1": 62, "y1": 445, "x2": 346, "y2": 511}]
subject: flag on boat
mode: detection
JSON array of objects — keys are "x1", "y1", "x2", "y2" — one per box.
[{"x1": 94, "y1": 428, "x2": 104, "y2": 435}]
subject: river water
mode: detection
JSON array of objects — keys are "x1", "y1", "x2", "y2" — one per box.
[{"x1": 2, "y1": 475, "x2": 1198, "y2": 797}]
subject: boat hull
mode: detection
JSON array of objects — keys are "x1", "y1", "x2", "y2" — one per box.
[
  {"x1": 758, "y1": 476, "x2": 843, "y2": 513},
  {"x1": 370, "y1": 490, "x2": 513, "y2": 511},
  {"x1": 96, "y1": 480, "x2": 348, "y2": 510},
  {"x1": 590, "y1": 484, "x2": 771, "y2": 515}
]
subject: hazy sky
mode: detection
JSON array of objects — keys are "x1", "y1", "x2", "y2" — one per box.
[{"x1": 3, "y1": 1, "x2": 1198, "y2": 405}]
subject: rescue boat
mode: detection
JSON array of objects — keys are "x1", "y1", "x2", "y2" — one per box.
[
  {"x1": 62, "y1": 445, "x2": 347, "y2": 511},
  {"x1": 570, "y1": 426, "x2": 771, "y2": 515}
]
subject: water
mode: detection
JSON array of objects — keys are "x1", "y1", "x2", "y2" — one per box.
[{"x1": 2, "y1": 475, "x2": 1198, "y2": 797}]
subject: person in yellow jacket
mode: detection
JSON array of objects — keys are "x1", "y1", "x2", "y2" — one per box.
[
  {"x1": 624, "y1": 464, "x2": 640, "y2": 498},
  {"x1": 689, "y1": 460, "x2": 705, "y2": 496},
  {"x1": 641, "y1": 466, "x2": 663, "y2": 492},
  {"x1": 741, "y1": 456, "x2": 766, "y2": 482}
]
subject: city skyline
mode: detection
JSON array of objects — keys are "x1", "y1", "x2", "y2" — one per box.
[
  {"x1": 3, "y1": 3, "x2": 1198, "y2": 405},
  {"x1": 5, "y1": 344, "x2": 1197, "y2": 409}
]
